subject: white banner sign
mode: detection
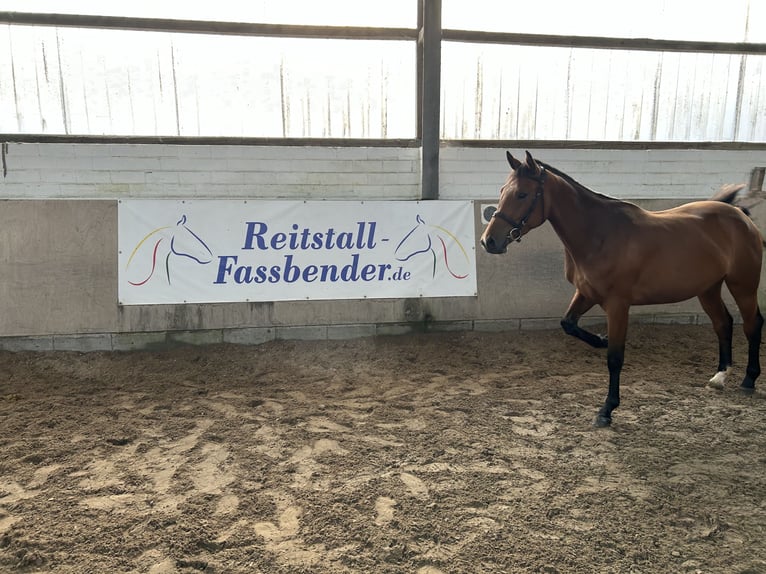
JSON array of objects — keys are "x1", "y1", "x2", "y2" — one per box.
[{"x1": 118, "y1": 200, "x2": 476, "y2": 305}]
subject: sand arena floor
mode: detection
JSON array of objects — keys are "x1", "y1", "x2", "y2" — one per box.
[{"x1": 1, "y1": 324, "x2": 765, "y2": 573}]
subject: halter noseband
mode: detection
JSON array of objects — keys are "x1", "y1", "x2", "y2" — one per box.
[{"x1": 491, "y1": 168, "x2": 547, "y2": 243}]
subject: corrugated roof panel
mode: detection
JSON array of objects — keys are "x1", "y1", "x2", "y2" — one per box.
[
  {"x1": 2, "y1": 6, "x2": 763, "y2": 142},
  {"x1": 0, "y1": 25, "x2": 416, "y2": 138},
  {"x1": 441, "y1": 43, "x2": 766, "y2": 142},
  {"x1": 443, "y1": 0, "x2": 764, "y2": 43}
]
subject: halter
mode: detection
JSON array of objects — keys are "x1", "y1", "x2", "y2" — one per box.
[{"x1": 491, "y1": 167, "x2": 547, "y2": 243}]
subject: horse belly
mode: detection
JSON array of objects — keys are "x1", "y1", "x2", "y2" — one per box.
[
  {"x1": 630, "y1": 248, "x2": 725, "y2": 305},
  {"x1": 630, "y1": 285, "x2": 708, "y2": 306}
]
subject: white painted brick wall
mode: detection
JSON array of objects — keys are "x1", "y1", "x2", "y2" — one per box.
[
  {"x1": 0, "y1": 143, "x2": 422, "y2": 200},
  {"x1": 440, "y1": 147, "x2": 765, "y2": 200},
  {"x1": 0, "y1": 143, "x2": 762, "y2": 201}
]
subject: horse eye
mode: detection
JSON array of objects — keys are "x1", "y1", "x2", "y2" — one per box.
[{"x1": 517, "y1": 192, "x2": 528, "y2": 200}]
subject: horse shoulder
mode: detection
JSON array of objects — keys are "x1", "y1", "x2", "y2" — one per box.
[
  {"x1": 560, "y1": 249, "x2": 604, "y2": 302},
  {"x1": 562, "y1": 248, "x2": 597, "y2": 282},
  {"x1": 563, "y1": 249, "x2": 576, "y2": 283}
]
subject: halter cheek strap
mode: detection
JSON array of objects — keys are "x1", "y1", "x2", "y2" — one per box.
[{"x1": 491, "y1": 168, "x2": 547, "y2": 243}]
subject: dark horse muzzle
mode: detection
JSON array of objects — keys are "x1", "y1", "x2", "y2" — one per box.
[{"x1": 480, "y1": 232, "x2": 511, "y2": 254}]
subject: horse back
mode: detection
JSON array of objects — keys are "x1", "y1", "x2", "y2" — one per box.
[
  {"x1": 574, "y1": 200, "x2": 763, "y2": 305},
  {"x1": 646, "y1": 200, "x2": 762, "y2": 286},
  {"x1": 659, "y1": 200, "x2": 762, "y2": 247}
]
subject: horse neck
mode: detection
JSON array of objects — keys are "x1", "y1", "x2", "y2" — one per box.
[{"x1": 545, "y1": 174, "x2": 618, "y2": 258}]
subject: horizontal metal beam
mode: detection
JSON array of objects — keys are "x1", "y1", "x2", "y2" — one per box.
[
  {"x1": 443, "y1": 29, "x2": 766, "y2": 55},
  {"x1": 0, "y1": 134, "x2": 421, "y2": 147},
  {"x1": 0, "y1": 12, "x2": 418, "y2": 41},
  {"x1": 3, "y1": 134, "x2": 764, "y2": 151},
  {"x1": 443, "y1": 140, "x2": 766, "y2": 151},
  {"x1": 5, "y1": 12, "x2": 764, "y2": 55}
]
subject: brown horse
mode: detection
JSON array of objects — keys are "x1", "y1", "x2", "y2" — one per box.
[{"x1": 480, "y1": 151, "x2": 764, "y2": 427}]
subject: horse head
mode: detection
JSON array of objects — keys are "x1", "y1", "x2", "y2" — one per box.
[
  {"x1": 480, "y1": 150, "x2": 548, "y2": 254},
  {"x1": 395, "y1": 214, "x2": 432, "y2": 262},
  {"x1": 171, "y1": 215, "x2": 213, "y2": 264},
  {"x1": 395, "y1": 214, "x2": 470, "y2": 279},
  {"x1": 126, "y1": 214, "x2": 213, "y2": 287}
]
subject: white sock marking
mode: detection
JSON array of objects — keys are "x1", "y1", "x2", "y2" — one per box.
[{"x1": 709, "y1": 367, "x2": 731, "y2": 387}]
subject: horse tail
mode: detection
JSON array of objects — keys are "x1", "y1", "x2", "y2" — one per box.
[
  {"x1": 712, "y1": 183, "x2": 766, "y2": 249},
  {"x1": 711, "y1": 183, "x2": 750, "y2": 215}
]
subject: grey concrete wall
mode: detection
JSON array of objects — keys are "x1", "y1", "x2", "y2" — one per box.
[
  {"x1": 2, "y1": 197, "x2": 761, "y2": 351},
  {"x1": 0, "y1": 200, "x2": 117, "y2": 336}
]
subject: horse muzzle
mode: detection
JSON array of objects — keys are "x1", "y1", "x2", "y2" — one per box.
[{"x1": 480, "y1": 235, "x2": 509, "y2": 254}]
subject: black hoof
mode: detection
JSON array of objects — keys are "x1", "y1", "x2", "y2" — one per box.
[
  {"x1": 740, "y1": 385, "x2": 756, "y2": 396},
  {"x1": 593, "y1": 414, "x2": 612, "y2": 428},
  {"x1": 596, "y1": 336, "x2": 609, "y2": 349}
]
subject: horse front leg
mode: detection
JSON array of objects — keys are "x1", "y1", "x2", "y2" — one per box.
[
  {"x1": 561, "y1": 290, "x2": 608, "y2": 349},
  {"x1": 595, "y1": 304, "x2": 629, "y2": 428}
]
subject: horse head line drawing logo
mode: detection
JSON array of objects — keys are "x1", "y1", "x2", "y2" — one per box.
[
  {"x1": 126, "y1": 215, "x2": 213, "y2": 287},
  {"x1": 394, "y1": 214, "x2": 470, "y2": 279}
]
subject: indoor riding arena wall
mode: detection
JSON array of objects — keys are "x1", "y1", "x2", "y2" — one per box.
[{"x1": 0, "y1": 142, "x2": 764, "y2": 351}]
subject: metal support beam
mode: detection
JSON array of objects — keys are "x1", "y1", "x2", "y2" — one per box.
[
  {"x1": 419, "y1": 0, "x2": 441, "y2": 200},
  {"x1": 0, "y1": 12, "x2": 417, "y2": 40}
]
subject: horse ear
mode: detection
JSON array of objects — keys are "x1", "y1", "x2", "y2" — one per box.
[
  {"x1": 524, "y1": 151, "x2": 541, "y2": 176},
  {"x1": 506, "y1": 151, "x2": 522, "y2": 170}
]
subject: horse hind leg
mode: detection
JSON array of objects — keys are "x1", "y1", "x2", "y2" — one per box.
[
  {"x1": 742, "y1": 308, "x2": 764, "y2": 392},
  {"x1": 697, "y1": 284, "x2": 734, "y2": 388},
  {"x1": 726, "y1": 277, "x2": 763, "y2": 392},
  {"x1": 730, "y1": 290, "x2": 763, "y2": 392}
]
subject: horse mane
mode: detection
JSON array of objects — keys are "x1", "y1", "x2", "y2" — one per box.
[
  {"x1": 536, "y1": 160, "x2": 756, "y2": 217},
  {"x1": 535, "y1": 160, "x2": 619, "y2": 202}
]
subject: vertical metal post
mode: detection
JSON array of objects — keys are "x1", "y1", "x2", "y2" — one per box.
[
  {"x1": 416, "y1": 0, "x2": 424, "y2": 141},
  {"x1": 750, "y1": 166, "x2": 765, "y2": 193},
  {"x1": 419, "y1": 0, "x2": 441, "y2": 200}
]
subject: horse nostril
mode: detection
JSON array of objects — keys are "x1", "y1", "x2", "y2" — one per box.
[{"x1": 481, "y1": 235, "x2": 507, "y2": 254}]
